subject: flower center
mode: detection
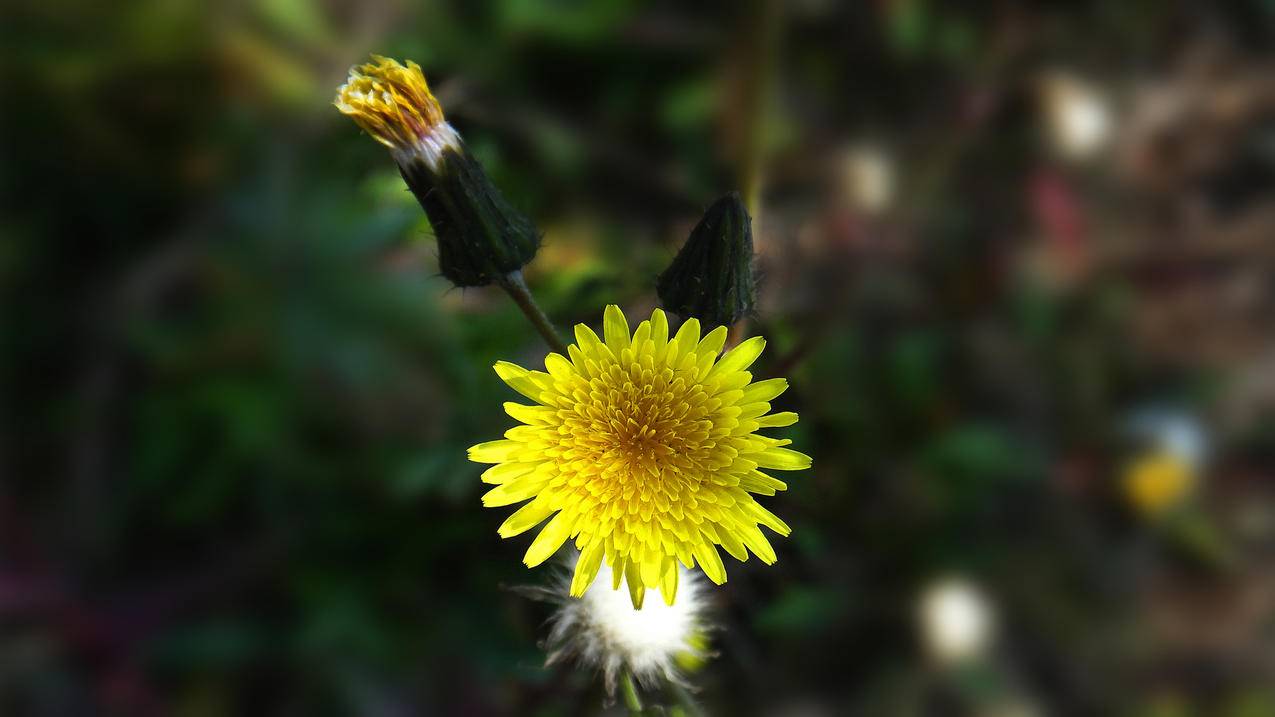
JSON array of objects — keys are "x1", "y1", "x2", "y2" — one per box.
[
  {"x1": 556, "y1": 361, "x2": 731, "y2": 504},
  {"x1": 606, "y1": 382, "x2": 698, "y2": 471}
]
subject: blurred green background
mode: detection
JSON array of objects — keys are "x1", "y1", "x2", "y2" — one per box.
[{"x1": 7, "y1": 0, "x2": 1275, "y2": 714}]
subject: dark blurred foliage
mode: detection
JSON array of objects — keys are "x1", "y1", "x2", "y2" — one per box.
[{"x1": 6, "y1": 0, "x2": 1275, "y2": 715}]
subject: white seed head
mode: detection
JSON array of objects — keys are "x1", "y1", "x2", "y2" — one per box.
[
  {"x1": 545, "y1": 559, "x2": 710, "y2": 693},
  {"x1": 394, "y1": 121, "x2": 462, "y2": 172}
]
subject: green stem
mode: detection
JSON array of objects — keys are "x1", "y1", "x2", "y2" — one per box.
[
  {"x1": 620, "y1": 671, "x2": 644, "y2": 715},
  {"x1": 497, "y1": 270, "x2": 568, "y2": 355},
  {"x1": 725, "y1": 0, "x2": 780, "y2": 347}
]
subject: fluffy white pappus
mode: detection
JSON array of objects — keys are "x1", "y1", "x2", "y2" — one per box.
[
  {"x1": 390, "y1": 121, "x2": 462, "y2": 173},
  {"x1": 542, "y1": 559, "x2": 710, "y2": 694}
]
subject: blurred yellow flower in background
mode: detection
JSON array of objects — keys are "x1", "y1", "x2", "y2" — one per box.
[
  {"x1": 1123, "y1": 451, "x2": 1195, "y2": 517},
  {"x1": 470, "y1": 305, "x2": 810, "y2": 608}
]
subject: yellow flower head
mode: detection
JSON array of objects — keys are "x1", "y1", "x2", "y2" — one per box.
[
  {"x1": 470, "y1": 305, "x2": 811, "y2": 609},
  {"x1": 334, "y1": 56, "x2": 458, "y2": 164}
]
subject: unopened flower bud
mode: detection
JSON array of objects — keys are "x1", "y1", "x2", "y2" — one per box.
[
  {"x1": 657, "y1": 192, "x2": 756, "y2": 329},
  {"x1": 335, "y1": 56, "x2": 539, "y2": 287}
]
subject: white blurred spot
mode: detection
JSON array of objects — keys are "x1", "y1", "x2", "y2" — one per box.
[
  {"x1": 1040, "y1": 72, "x2": 1112, "y2": 161},
  {"x1": 839, "y1": 144, "x2": 895, "y2": 213},
  {"x1": 1126, "y1": 407, "x2": 1208, "y2": 473}
]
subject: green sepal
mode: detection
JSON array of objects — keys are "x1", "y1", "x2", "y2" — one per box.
[{"x1": 400, "y1": 146, "x2": 540, "y2": 287}]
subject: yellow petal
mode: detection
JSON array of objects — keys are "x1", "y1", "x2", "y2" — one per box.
[
  {"x1": 632, "y1": 321, "x2": 651, "y2": 351},
  {"x1": 708, "y1": 336, "x2": 766, "y2": 379},
  {"x1": 717, "y1": 526, "x2": 748, "y2": 562},
  {"x1": 503, "y1": 425, "x2": 544, "y2": 442},
  {"x1": 745, "y1": 500, "x2": 792, "y2": 535},
  {"x1": 603, "y1": 305, "x2": 630, "y2": 352},
  {"x1": 738, "y1": 471, "x2": 786, "y2": 496},
  {"x1": 741, "y1": 377, "x2": 788, "y2": 403},
  {"x1": 480, "y1": 461, "x2": 534, "y2": 484},
  {"x1": 468, "y1": 440, "x2": 522, "y2": 463},
  {"x1": 571, "y1": 539, "x2": 606, "y2": 597},
  {"x1": 650, "y1": 308, "x2": 669, "y2": 349},
  {"x1": 481, "y1": 478, "x2": 546, "y2": 507},
  {"x1": 574, "y1": 322, "x2": 601, "y2": 346},
  {"x1": 736, "y1": 520, "x2": 777, "y2": 563},
  {"x1": 493, "y1": 361, "x2": 543, "y2": 402},
  {"x1": 544, "y1": 353, "x2": 575, "y2": 381},
  {"x1": 523, "y1": 510, "x2": 575, "y2": 567},
  {"x1": 675, "y1": 541, "x2": 694, "y2": 568},
  {"x1": 497, "y1": 498, "x2": 556, "y2": 538},
  {"x1": 567, "y1": 344, "x2": 586, "y2": 372},
  {"x1": 659, "y1": 556, "x2": 679, "y2": 605},
  {"x1": 671, "y1": 317, "x2": 701, "y2": 361},
  {"x1": 611, "y1": 555, "x2": 626, "y2": 590},
  {"x1": 625, "y1": 559, "x2": 646, "y2": 609},
  {"x1": 715, "y1": 370, "x2": 752, "y2": 392},
  {"x1": 640, "y1": 553, "x2": 661, "y2": 587},
  {"x1": 757, "y1": 411, "x2": 799, "y2": 428},
  {"x1": 503, "y1": 402, "x2": 556, "y2": 425},
  {"x1": 755, "y1": 446, "x2": 812, "y2": 471},
  {"x1": 692, "y1": 542, "x2": 727, "y2": 585},
  {"x1": 737, "y1": 402, "x2": 771, "y2": 421},
  {"x1": 697, "y1": 325, "x2": 729, "y2": 360}
]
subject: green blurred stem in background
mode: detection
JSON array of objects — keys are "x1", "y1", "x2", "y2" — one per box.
[
  {"x1": 737, "y1": 0, "x2": 782, "y2": 225},
  {"x1": 620, "y1": 671, "x2": 644, "y2": 715},
  {"x1": 497, "y1": 270, "x2": 568, "y2": 355}
]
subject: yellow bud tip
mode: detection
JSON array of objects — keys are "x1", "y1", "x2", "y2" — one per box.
[{"x1": 334, "y1": 55, "x2": 448, "y2": 153}]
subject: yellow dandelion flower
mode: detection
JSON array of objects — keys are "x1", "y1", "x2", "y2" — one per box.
[{"x1": 470, "y1": 305, "x2": 811, "y2": 609}]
